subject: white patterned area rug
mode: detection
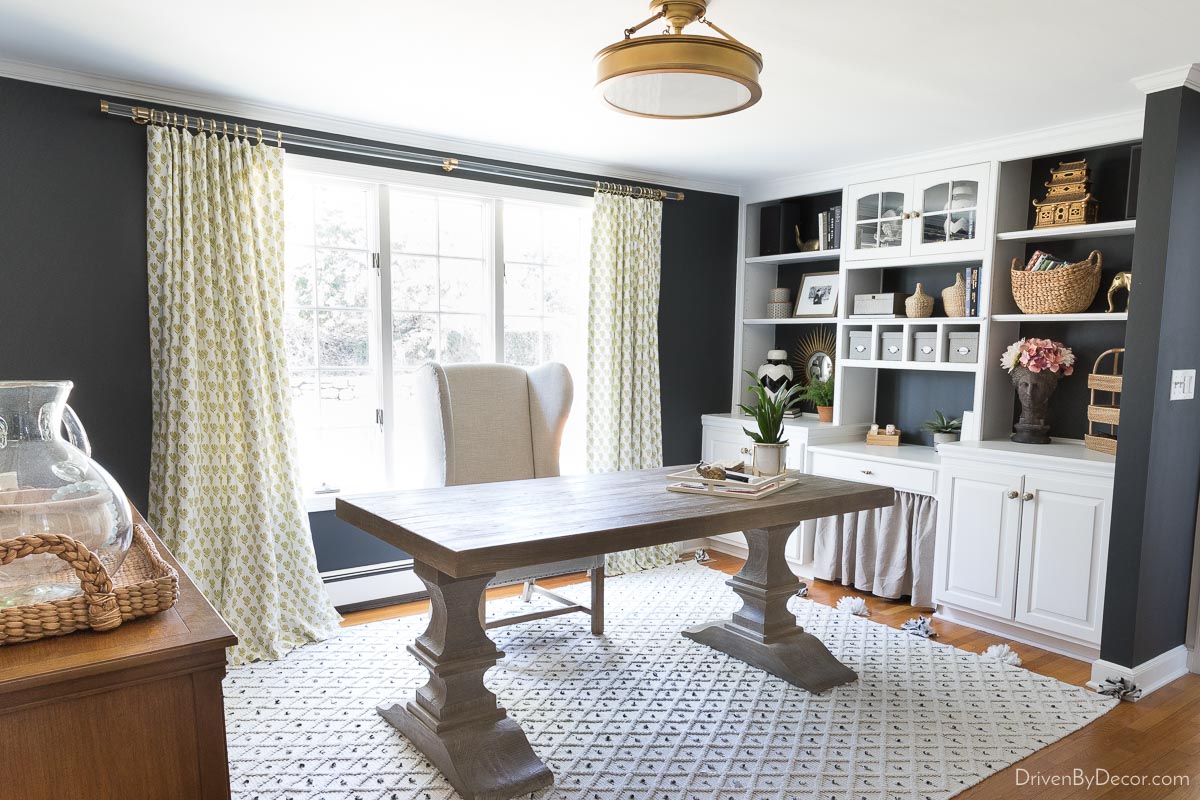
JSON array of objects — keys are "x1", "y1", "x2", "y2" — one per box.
[{"x1": 224, "y1": 562, "x2": 1116, "y2": 800}]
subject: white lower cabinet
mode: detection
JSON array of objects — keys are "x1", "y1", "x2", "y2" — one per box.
[{"x1": 934, "y1": 442, "x2": 1113, "y2": 654}]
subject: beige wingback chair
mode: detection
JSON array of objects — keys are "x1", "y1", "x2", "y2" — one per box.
[{"x1": 411, "y1": 361, "x2": 604, "y2": 634}]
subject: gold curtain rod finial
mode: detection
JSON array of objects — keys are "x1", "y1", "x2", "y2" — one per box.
[{"x1": 442, "y1": 157, "x2": 459, "y2": 173}]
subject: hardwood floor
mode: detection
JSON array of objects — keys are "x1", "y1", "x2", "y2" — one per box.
[{"x1": 342, "y1": 550, "x2": 1200, "y2": 798}]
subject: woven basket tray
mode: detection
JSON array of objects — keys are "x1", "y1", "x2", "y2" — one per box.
[
  {"x1": 0, "y1": 523, "x2": 178, "y2": 646},
  {"x1": 1010, "y1": 250, "x2": 1102, "y2": 314}
]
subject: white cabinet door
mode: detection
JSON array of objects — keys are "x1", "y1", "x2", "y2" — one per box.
[
  {"x1": 1014, "y1": 474, "x2": 1111, "y2": 644},
  {"x1": 935, "y1": 464, "x2": 1024, "y2": 618},
  {"x1": 703, "y1": 425, "x2": 752, "y2": 464},
  {"x1": 844, "y1": 177, "x2": 913, "y2": 261},
  {"x1": 909, "y1": 163, "x2": 990, "y2": 258}
]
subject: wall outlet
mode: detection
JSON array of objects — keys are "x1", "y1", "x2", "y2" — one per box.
[{"x1": 1170, "y1": 369, "x2": 1196, "y2": 401}]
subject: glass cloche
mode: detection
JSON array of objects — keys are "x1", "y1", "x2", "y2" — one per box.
[{"x1": 0, "y1": 381, "x2": 133, "y2": 606}]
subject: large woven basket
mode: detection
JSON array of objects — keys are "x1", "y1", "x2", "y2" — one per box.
[
  {"x1": 1010, "y1": 250, "x2": 1102, "y2": 314},
  {"x1": 0, "y1": 523, "x2": 178, "y2": 646}
]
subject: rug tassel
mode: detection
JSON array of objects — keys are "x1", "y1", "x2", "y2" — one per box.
[
  {"x1": 1097, "y1": 676, "x2": 1142, "y2": 701},
  {"x1": 901, "y1": 616, "x2": 937, "y2": 638},
  {"x1": 836, "y1": 596, "x2": 869, "y2": 616}
]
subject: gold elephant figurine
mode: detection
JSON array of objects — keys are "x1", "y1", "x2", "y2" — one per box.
[{"x1": 1107, "y1": 271, "x2": 1132, "y2": 313}]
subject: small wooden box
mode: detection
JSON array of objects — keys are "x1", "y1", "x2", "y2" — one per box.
[{"x1": 866, "y1": 429, "x2": 902, "y2": 447}]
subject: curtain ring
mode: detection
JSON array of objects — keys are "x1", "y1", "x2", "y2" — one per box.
[
  {"x1": 257, "y1": 127, "x2": 263, "y2": 145},
  {"x1": 277, "y1": 129, "x2": 283, "y2": 147}
]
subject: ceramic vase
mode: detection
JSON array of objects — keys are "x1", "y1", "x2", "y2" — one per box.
[
  {"x1": 1010, "y1": 367, "x2": 1061, "y2": 444},
  {"x1": 751, "y1": 442, "x2": 788, "y2": 477},
  {"x1": 756, "y1": 350, "x2": 793, "y2": 402},
  {"x1": 932, "y1": 431, "x2": 960, "y2": 450}
]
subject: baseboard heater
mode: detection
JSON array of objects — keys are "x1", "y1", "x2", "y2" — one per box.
[{"x1": 321, "y1": 560, "x2": 426, "y2": 613}]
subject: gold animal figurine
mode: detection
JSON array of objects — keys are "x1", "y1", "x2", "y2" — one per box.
[{"x1": 1107, "y1": 271, "x2": 1132, "y2": 313}]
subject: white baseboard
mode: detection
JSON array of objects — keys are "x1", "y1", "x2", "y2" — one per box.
[
  {"x1": 1088, "y1": 644, "x2": 1190, "y2": 700},
  {"x1": 935, "y1": 605, "x2": 1100, "y2": 661}
]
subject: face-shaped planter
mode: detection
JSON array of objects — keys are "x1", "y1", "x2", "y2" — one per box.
[{"x1": 1010, "y1": 366, "x2": 1061, "y2": 444}]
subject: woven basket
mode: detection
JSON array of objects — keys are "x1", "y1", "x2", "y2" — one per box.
[
  {"x1": 1010, "y1": 250, "x2": 1102, "y2": 314},
  {"x1": 0, "y1": 523, "x2": 178, "y2": 646}
]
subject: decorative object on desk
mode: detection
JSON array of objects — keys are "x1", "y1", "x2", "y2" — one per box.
[
  {"x1": 0, "y1": 380, "x2": 133, "y2": 606},
  {"x1": 1085, "y1": 348, "x2": 1124, "y2": 456},
  {"x1": 0, "y1": 522, "x2": 178, "y2": 646},
  {"x1": 737, "y1": 370, "x2": 804, "y2": 476},
  {"x1": 793, "y1": 271, "x2": 840, "y2": 318},
  {"x1": 852, "y1": 292, "x2": 907, "y2": 318},
  {"x1": 905, "y1": 283, "x2": 934, "y2": 318},
  {"x1": 1033, "y1": 159, "x2": 1100, "y2": 228},
  {"x1": 767, "y1": 287, "x2": 791, "y2": 319},
  {"x1": 796, "y1": 376, "x2": 835, "y2": 423},
  {"x1": 695, "y1": 460, "x2": 745, "y2": 480},
  {"x1": 921, "y1": 410, "x2": 962, "y2": 449},
  {"x1": 1010, "y1": 250, "x2": 1102, "y2": 314},
  {"x1": 866, "y1": 426, "x2": 901, "y2": 446},
  {"x1": 756, "y1": 350, "x2": 794, "y2": 404},
  {"x1": 667, "y1": 467, "x2": 797, "y2": 499},
  {"x1": 941, "y1": 272, "x2": 966, "y2": 318},
  {"x1": 791, "y1": 326, "x2": 836, "y2": 386},
  {"x1": 1001, "y1": 338, "x2": 1075, "y2": 444},
  {"x1": 1107, "y1": 271, "x2": 1132, "y2": 313}
]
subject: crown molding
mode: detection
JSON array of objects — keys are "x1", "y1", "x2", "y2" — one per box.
[
  {"x1": 1132, "y1": 64, "x2": 1200, "y2": 95},
  {"x1": 0, "y1": 56, "x2": 742, "y2": 197},
  {"x1": 744, "y1": 107, "x2": 1144, "y2": 203}
]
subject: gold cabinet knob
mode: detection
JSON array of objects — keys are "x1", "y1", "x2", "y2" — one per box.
[
  {"x1": 912, "y1": 210, "x2": 922, "y2": 218},
  {"x1": 1007, "y1": 490, "x2": 1019, "y2": 499},
  {"x1": 902, "y1": 212, "x2": 911, "y2": 220}
]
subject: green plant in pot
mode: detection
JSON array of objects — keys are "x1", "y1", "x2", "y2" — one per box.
[
  {"x1": 738, "y1": 370, "x2": 805, "y2": 476},
  {"x1": 797, "y1": 376, "x2": 835, "y2": 423},
  {"x1": 921, "y1": 410, "x2": 962, "y2": 449}
]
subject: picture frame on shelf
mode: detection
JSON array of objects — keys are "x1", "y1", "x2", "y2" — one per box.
[{"x1": 793, "y1": 271, "x2": 840, "y2": 318}]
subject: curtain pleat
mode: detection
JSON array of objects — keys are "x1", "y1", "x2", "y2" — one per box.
[
  {"x1": 586, "y1": 192, "x2": 675, "y2": 575},
  {"x1": 146, "y1": 126, "x2": 341, "y2": 664},
  {"x1": 813, "y1": 490, "x2": 938, "y2": 608}
]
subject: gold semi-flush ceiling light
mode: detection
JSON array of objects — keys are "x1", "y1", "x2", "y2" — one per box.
[{"x1": 595, "y1": 0, "x2": 763, "y2": 119}]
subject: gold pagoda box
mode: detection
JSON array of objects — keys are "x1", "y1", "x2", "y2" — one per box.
[{"x1": 1032, "y1": 159, "x2": 1100, "y2": 228}]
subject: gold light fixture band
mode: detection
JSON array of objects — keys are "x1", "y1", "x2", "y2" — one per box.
[
  {"x1": 99, "y1": 100, "x2": 685, "y2": 201},
  {"x1": 595, "y1": 181, "x2": 683, "y2": 202}
]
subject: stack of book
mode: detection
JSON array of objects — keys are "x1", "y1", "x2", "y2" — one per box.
[
  {"x1": 816, "y1": 206, "x2": 842, "y2": 250},
  {"x1": 1022, "y1": 249, "x2": 1069, "y2": 271}
]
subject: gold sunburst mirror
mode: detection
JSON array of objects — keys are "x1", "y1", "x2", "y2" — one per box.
[{"x1": 791, "y1": 327, "x2": 836, "y2": 385}]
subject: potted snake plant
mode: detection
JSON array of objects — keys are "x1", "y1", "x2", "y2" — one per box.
[
  {"x1": 921, "y1": 410, "x2": 963, "y2": 449},
  {"x1": 738, "y1": 370, "x2": 805, "y2": 476}
]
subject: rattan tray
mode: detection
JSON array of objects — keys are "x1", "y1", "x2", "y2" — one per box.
[{"x1": 0, "y1": 523, "x2": 178, "y2": 646}]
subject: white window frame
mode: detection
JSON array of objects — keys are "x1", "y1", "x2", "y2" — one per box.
[{"x1": 286, "y1": 154, "x2": 592, "y2": 511}]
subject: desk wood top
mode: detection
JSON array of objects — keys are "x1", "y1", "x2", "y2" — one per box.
[
  {"x1": 338, "y1": 467, "x2": 893, "y2": 577},
  {"x1": 0, "y1": 511, "x2": 236, "y2": 708}
]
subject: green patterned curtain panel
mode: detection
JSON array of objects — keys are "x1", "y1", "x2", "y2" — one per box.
[
  {"x1": 146, "y1": 127, "x2": 341, "y2": 664},
  {"x1": 586, "y1": 192, "x2": 676, "y2": 575}
]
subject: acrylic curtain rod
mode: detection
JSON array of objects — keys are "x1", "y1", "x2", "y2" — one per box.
[{"x1": 99, "y1": 100, "x2": 684, "y2": 202}]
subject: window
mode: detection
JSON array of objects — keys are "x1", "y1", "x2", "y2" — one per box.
[{"x1": 283, "y1": 157, "x2": 591, "y2": 508}]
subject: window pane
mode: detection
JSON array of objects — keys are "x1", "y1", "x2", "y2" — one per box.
[
  {"x1": 317, "y1": 310, "x2": 370, "y2": 367},
  {"x1": 316, "y1": 248, "x2": 371, "y2": 308},
  {"x1": 393, "y1": 312, "x2": 437, "y2": 367},
  {"x1": 317, "y1": 369, "x2": 377, "y2": 429},
  {"x1": 439, "y1": 257, "x2": 485, "y2": 313},
  {"x1": 439, "y1": 198, "x2": 485, "y2": 258},
  {"x1": 543, "y1": 206, "x2": 582, "y2": 265},
  {"x1": 392, "y1": 255, "x2": 438, "y2": 312},
  {"x1": 504, "y1": 316, "x2": 541, "y2": 367},
  {"x1": 286, "y1": 245, "x2": 315, "y2": 306},
  {"x1": 315, "y1": 184, "x2": 369, "y2": 249},
  {"x1": 390, "y1": 193, "x2": 437, "y2": 254},
  {"x1": 504, "y1": 262, "x2": 542, "y2": 315},
  {"x1": 503, "y1": 203, "x2": 542, "y2": 263},
  {"x1": 285, "y1": 180, "x2": 315, "y2": 245},
  {"x1": 289, "y1": 371, "x2": 319, "y2": 438},
  {"x1": 441, "y1": 314, "x2": 484, "y2": 363},
  {"x1": 543, "y1": 265, "x2": 581, "y2": 316},
  {"x1": 542, "y1": 316, "x2": 581, "y2": 365},
  {"x1": 285, "y1": 309, "x2": 316, "y2": 369},
  {"x1": 315, "y1": 426, "x2": 383, "y2": 493}
]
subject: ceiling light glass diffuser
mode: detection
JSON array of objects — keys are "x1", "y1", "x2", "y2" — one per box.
[{"x1": 595, "y1": 1, "x2": 763, "y2": 119}]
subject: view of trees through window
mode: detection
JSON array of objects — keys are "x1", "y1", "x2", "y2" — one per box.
[{"x1": 284, "y1": 166, "x2": 591, "y2": 498}]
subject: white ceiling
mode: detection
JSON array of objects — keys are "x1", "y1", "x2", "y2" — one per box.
[{"x1": 1, "y1": 0, "x2": 1197, "y2": 189}]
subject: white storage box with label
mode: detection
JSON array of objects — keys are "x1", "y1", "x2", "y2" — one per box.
[
  {"x1": 913, "y1": 332, "x2": 937, "y2": 362},
  {"x1": 880, "y1": 332, "x2": 904, "y2": 361},
  {"x1": 948, "y1": 332, "x2": 980, "y2": 363},
  {"x1": 848, "y1": 331, "x2": 872, "y2": 359}
]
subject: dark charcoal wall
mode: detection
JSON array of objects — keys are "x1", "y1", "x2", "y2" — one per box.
[
  {"x1": 0, "y1": 75, "x2": 738, "y2": 572},
  {"x1": 1101, "y1": 86, "x2": 1200, "y2": 668}
]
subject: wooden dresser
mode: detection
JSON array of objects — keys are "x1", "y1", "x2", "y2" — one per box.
[{"x1": 0, "y1": 514, "x2": 236, "y2": 799}]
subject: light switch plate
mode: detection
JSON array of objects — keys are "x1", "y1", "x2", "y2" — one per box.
[{"x1": 1170, "y1": 369, "x2": 1196, "y2": 401}]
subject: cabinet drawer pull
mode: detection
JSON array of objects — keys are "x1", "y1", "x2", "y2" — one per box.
[
  {"x1": 861, "y1": 469, "x2": 874, "y2": 475},
  {"x1": 1022, "y1": 492, "x2": 1034, "y2": 502},
  {"x1": 1007, "y1": 490, "x2": 1019, "y2": 499}
]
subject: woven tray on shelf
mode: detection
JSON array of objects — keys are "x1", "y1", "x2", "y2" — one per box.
[
  {"x1": 1010, "y1": 249, "x2": 1102, "y2": 314},
  {"x1": 0, "y1": 523, "x2": 178, "y2": 646}
]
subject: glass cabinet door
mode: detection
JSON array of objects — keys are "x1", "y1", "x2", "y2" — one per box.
[
  {"x1": 846, "y1": 179, "x2": 912, "y2": 261},
  {"x1": 911, "y1": 164, "x2": 990, "y2": 256}
]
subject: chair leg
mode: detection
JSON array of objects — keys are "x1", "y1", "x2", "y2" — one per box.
[
  {"x1": 520, "y1": 580, "x2": 534, "y2": 603},
  {"x1": 590, "y1": 566, "x2": 605, "y2": 635}
]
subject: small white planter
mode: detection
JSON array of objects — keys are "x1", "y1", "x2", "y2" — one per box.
[
  {"x1": 751, "y1": 442, "x2": 788, "y2": 476},
  {"x1": 933, "y1": 432, "x2": 961, "y2": 450}
]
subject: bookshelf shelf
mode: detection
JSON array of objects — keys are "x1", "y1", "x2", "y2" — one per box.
[
  {"x1": 743, "y1": 318, "x2": 838, "y2": 325},
  {"x1": 992, "y1": 312, "x2": 1128, "y2": 322},
  {"x1": 839, "y1": 317, "x2": 986, "y2": 327},
  {"x1": 995, "y1": 220, "x2": 1136, "y2": 241},
  {"x1": 841, "y1": 359, "x2": 979, "y2": 373},
  {"x1": 745, "y1": 251, "x2": 841, "y2": 266}
]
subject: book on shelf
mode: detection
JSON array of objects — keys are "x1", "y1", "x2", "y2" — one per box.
[
  {"x1": 965, "y1": 265, "x2": 980, "y2": 317},
  {"x1": 1024, "y1": 249, "x2": 1067, "y2": 272},
  {"x1": 817, "y1": 211, "x2": 828, "y2": 250},
  {"x1": 831, "y1": 205, "x2": 842, "y2": 250}
]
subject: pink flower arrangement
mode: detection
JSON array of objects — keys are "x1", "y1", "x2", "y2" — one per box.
[{"x1": 1000, "y1": 337, "x2": 1075, "y2": 376}]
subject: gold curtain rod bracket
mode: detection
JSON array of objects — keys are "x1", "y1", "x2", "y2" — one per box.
[
  {"x1": 442, "y1": 157, "x2": 459, "y2": 173},
  {"x1": 131, "y1": 106, "x2": 151, "y2": 125}
]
